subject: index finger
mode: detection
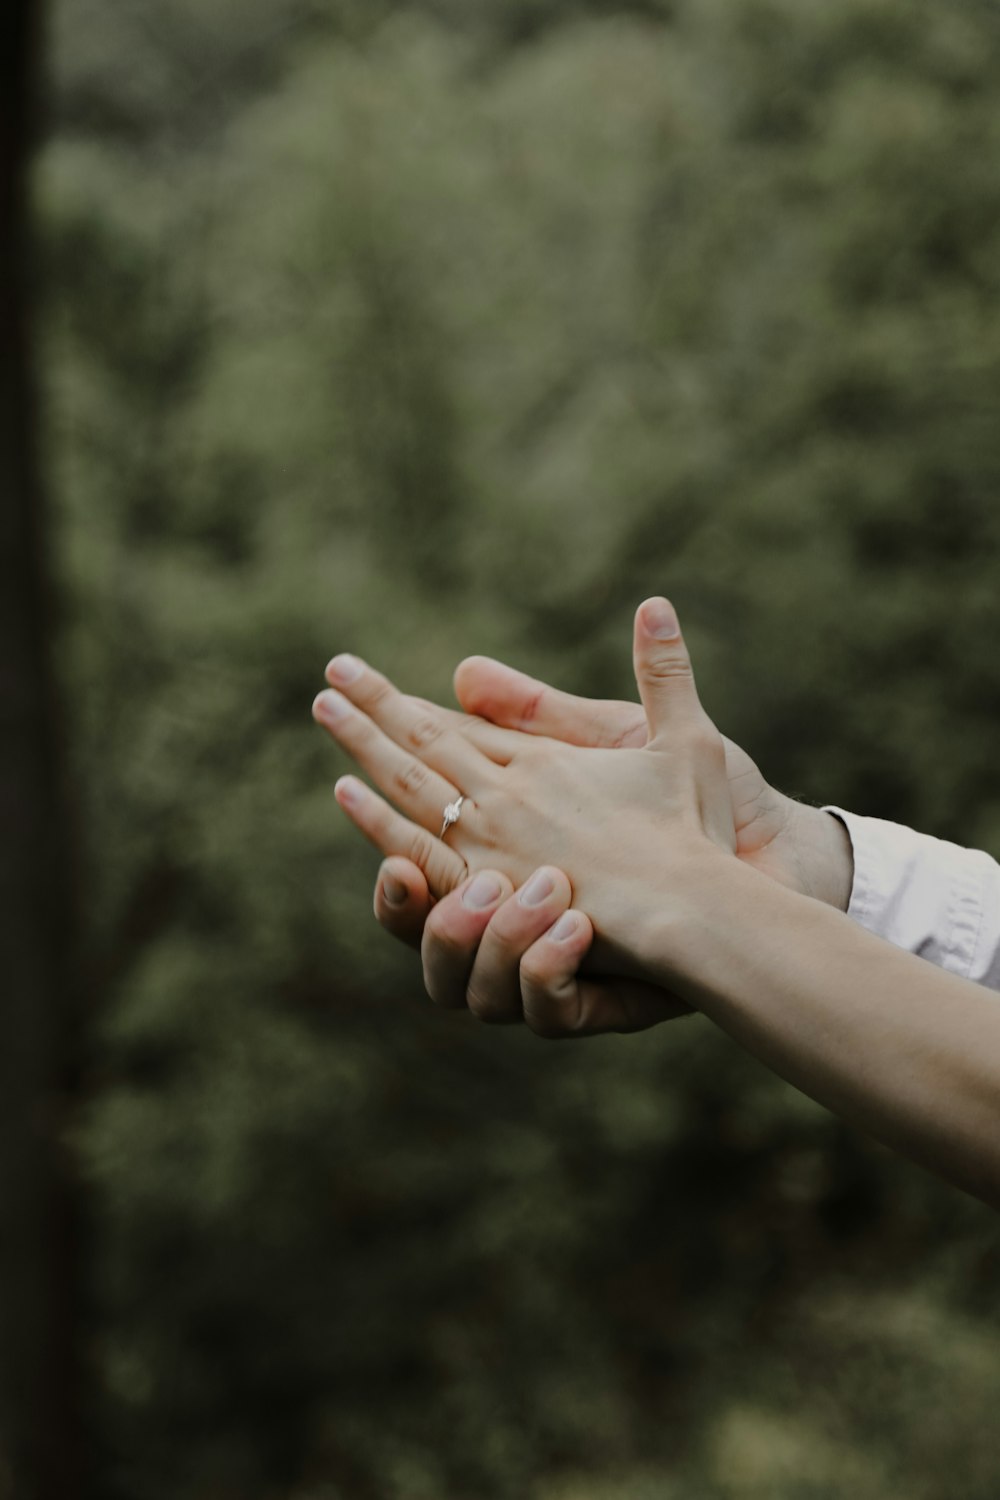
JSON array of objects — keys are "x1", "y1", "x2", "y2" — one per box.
[{"x1": 325, "y1": 654, "x2": 505, "y2": 782}]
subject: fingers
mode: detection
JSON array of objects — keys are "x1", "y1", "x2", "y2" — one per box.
[
  {"x1": 314, "y1": 686, "x2": 464, "y2": 834},
  {"x1": 409, "y1": 694, "x2": 520, "y2": 766},
  {"x1": 420, "y1": 869, "x2": 517, "y2": 1010},
  {"x1": 454, "y1": 657, "x2": 648, "y2": 749},
  {"x1": 335, "y1": 775, "x2": 467, "y2": 898},
  {"x1": 374, "y1": 857, "x2": 433, "y2": 951},
  {"x1": 632, "y1": 598, "x2": 705, "y2": 744},
  {"x1": 420, "y1": 867, "x2": 693, "y2": 1037},
  {"x1": 518, "y1": 912, "x2": 597, "y2": 1036},
  {"x1": 519, "y1": 920, "x2": 693, "y2": 1038},
  {"x1": 460, "y1": 868, "x2": 574, "y2": 1023},
  {"x1": 324, "y1": 654, "x2": 490, "y2": 783}
]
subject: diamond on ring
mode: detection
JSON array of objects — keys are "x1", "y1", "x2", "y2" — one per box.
[{"x1": 440, "y1": 796, "x2": 465, "y2": 839}]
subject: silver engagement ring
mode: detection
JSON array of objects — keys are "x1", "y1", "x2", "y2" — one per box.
[{"x1": 439, "y1": 796, "x2": 465, "y2": 839}]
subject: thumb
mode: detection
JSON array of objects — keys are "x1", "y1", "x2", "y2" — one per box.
[{"x1": 633, "y1": 597, "x2": 703, "y2": 742}]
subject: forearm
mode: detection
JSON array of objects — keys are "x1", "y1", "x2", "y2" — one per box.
[{"x1": 645, "y1": 852, "x2": 1000, "y2": 1207}]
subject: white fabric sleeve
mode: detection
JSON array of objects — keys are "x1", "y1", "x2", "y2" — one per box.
[{"x1": 823, "y1": 807, "x2": 1000, "y2": 992}]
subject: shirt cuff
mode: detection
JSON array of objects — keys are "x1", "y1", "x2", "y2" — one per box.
[{"x1": 822, "y1": 807, "x2": 1000, "y2": 991}]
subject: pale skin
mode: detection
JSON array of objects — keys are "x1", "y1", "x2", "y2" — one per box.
[
  {"x1": 313, "y1": 598, "x2": 1000, "y2": 1207},
  {"x1": 366, "y1": 656, "x2": 854, "y2": 1024}
]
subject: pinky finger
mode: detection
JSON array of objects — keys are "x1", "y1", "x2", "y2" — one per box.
[{"x1": 335, "y1": 775, "x2": 468, "y2": 898}]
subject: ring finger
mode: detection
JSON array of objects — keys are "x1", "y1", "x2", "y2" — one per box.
[
  {"x1": 335, "y1": 775, "x2": 468, "y2": 897},
  {"x1": 314, "y1": 688, "x2": 466, "y2": 835}
]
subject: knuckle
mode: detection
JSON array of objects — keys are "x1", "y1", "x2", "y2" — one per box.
[
  {"x1": 520, "y1": 960, "x2": 581, "y2": 1040},
  {"x1": 493, "y1": 936, "x2": 532, "y2": 977},
  {"x1": 407, "y1": 715, "x2": 443, "y2": 752},
  {"x1": 459, "y1": 712, "x2": 490, "y2": 737},
  {"x1": 519, "y1": 951, "x2": 554, "y2": 993},
  {"x1": 423, "y1": 914, "x2": 474, "y2": 967},
  {"x1": 523, "y1": 1004, "x2": 566, "y2": 1041},
  {"x1": 689, "y1": 721, "x2": 724, "y2": 760},
  {"x1": 395, "y1": 760, "x2": 429, "y2": 797},
  {"x1": 521, "y1": 960, "x2": 560, "y2": 1008},
  {"x1": 361, "y1": 674, "x2": 392, "y2": 712},
  {"x1": 518, "y1": 686, "x2": 547, "y2": 728},
  {"x1": 407, "y1": 826, "x2": 436, "y2": 871},
  {"x1": 466, "y1": 984, "x2": 513, "y2": 1025},
  {"x1": 644, "y1": 655, "x2": 693, "y2": 685},
  {"x1": 608, "y1": 712, "x2": 648, "y2": 750}
]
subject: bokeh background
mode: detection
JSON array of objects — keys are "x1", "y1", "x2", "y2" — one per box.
[{"x1": 7, "y1": 0, "x2": 1000, "y2": 1494}]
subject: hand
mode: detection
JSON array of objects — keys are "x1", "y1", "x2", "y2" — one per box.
[
  {"x1": 314, "y1": 597, "x2": 735, "y2": 989},
  {"x1": 414, "y1": 862, "x2": 691, "y2": 1037},
  {"x1": 370, "y1": 651, "x2": 853, "y2": 950},
  {"x1": 315, "y1": 607, "x2": 852, "y2": 1033},
  {"x1": 362, "y1": 642, "x2": 852, "y2": 1033}
]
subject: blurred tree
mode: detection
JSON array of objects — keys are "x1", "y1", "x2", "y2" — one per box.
[{"x1": 34, "y1": 0, "x2": 1000, "y2": 1496}]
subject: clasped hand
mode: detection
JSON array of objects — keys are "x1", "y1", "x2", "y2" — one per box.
[{"x1": 314, "y1": 599, "x2": 736, "y2": 1034}]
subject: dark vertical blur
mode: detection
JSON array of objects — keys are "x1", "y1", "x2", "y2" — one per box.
[{"x1": 0, "y1": 1, "x2": 82, "y2": 1495}]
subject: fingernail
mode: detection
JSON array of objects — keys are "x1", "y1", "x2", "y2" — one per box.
[
  {"x1": 551, "y1": 913, "x2": 580, "y2": 942},
  {"x1": 463, "y1": 873, "x2": 502, "y2": 910},
  {"x1": 327, "y1": 654, "x2": 364, "y2": 685},
  {"x1": 335, "y1": 776, "x2": 360, "y2": 807},
  {"x1": 315, "y1": 689, "x2": 351, "y2": 722},
  {"x1": 519, "y1": 870, "x2": 555, "y2": 907},
  {"x1": 643, "y1": 598, "x2": 679, "y2": 640},
  {"x1": 383, "y1": 876, "x2": 407, "y2": 907}
]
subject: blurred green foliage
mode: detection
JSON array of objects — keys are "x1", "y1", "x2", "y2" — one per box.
[{"x1": 38, "y1": 0, "x2": 1000, "y2": 1494}]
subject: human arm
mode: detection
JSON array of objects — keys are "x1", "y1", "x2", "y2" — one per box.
[
  {"x1": 314, "y1": 598, "x2": 1000, "y2": 1204},
  {"x1": 378, "y1": 669, "x2": 1000, "y2": 1022},
  {"x1": 431, "y1": 834, "x2": 1000, "y2": 1206},
  {"x1": 641, "y1": 848, "x2": 1000, "y2": 1208},
  {"x1": 406, "y1": 799, "x2": 1000, "y2": 1038}
]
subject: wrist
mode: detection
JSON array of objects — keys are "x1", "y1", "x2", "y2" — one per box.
[
  {"x1": 627, "y1": 841, "x2": 740, "y2": 989},
  {"x1": 639, "y1": 849, "x2": 812, "y2": 1006},
  {"x1": 784, "y1": 799, "x2": 854, "y2": 913}
]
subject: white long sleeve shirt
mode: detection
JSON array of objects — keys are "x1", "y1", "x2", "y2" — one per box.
[{"x1": 824, "y1": 808, "x2": 1000, "y2": 992}]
